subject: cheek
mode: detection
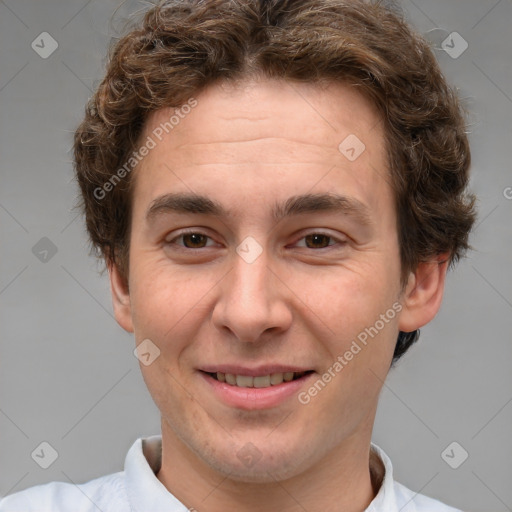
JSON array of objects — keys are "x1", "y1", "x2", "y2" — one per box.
[
  {"x1": 128, "y1": 258, "x2": 208, "y2": 347},
  {"x1": 129, "y1": 263, "x2": 204, "y2": 409},
  {"x1": 301, "y1": 262, "x2": 397, "y2": 329},
  {"x1": 297, "y1": 260, "x2": 401, "y2": 367}
]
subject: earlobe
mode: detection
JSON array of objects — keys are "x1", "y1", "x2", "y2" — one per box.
[
  {"x1": 398, "y1": 253, "x2": 450, "y2": 333},
  {"x1": 108, "y1": 262, "x2": 134, "y2": 333}
]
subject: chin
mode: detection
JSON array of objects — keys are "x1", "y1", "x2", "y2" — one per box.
[{"x1": 199, "y1": 440, "x2": 316, "y2": 483}]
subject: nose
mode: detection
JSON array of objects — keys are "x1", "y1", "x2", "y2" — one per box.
[{"x1": 211, "y1": 245, "x2": 293, "y2": 343}]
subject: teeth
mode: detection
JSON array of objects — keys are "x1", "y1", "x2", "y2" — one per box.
[
  {"x1": 236, "y1": 375, "x2": 254, "y2": 387},
  {"x1": 253, "y1": 375, "x2": 271, "y2": 388},
  {"x1": 270, "y1": 373, "x2": 284, "y2": 385},
  {"x1": 212, "y1": 371, "x2": 307, "y2": 388}
]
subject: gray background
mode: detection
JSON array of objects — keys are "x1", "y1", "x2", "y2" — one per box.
[{"x1": 0, "y1": 1, "x2": 511, "y2": 510}]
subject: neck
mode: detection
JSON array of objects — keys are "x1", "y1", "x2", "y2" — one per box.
[{"x1": 156, "y1": 422, "x2": 380, "y2": 512}]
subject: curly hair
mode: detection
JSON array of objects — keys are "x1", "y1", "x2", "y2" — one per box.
[{"x1": 73, "y1": 0, "x2": 476, "y2": 363}]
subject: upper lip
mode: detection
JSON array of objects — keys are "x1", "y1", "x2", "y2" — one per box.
[{"x1": 199, "y1": 365, "x2": 313, "y2": 377}]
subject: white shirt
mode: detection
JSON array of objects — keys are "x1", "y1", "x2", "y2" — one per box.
[{"x1": 0, "y1": 436, "x2": 462, "y2": 512}]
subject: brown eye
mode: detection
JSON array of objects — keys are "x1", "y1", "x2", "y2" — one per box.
[
  {"x1": 181, "y1": 233, "x2": 209, "y2": 248},
  {"x1": 304, "y1": 233, "x2": 332, "y2": 249}
]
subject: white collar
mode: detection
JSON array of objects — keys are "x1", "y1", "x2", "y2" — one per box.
[{"x1": 124, "y1": 436, "x2": 188, "y2": 511}]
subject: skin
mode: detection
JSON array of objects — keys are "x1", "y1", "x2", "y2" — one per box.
[{"x1": 109, "y1": 78, "x2": 448, "y2": 512}]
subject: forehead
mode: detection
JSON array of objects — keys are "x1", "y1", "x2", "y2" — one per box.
[
  {"x1": 144, "y1": 78, "x2": 383, "y2": 156},
  {"x1": 132, "y1": 78, "x2": 391, "y2": 223}
]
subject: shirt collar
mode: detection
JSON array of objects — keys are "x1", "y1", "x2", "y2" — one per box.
[
  {"x1": 367, "y1": 442, "x2": 399, "y2": 511},
  {"x1": 124, "y1": 436, "x2": 400, "y2": 512},
  {"x1": 124, "y1": 436, "x2": 189, "y2": 512}
]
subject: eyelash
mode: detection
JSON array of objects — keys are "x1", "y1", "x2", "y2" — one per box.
[{"x1": 166, "y1": 229, "x2": 346, "y2": 251}]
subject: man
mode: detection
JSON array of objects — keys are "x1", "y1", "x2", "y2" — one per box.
[{"x1": 0, "y1": 0, "x2": 476, "y2": 510}]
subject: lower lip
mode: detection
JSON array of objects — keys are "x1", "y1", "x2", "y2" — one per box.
[{"x1": 199, "y1": 372, "x2": 315, "y2": 410}]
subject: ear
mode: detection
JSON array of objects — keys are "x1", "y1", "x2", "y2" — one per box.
[
  {"x1": 108, "y1": 262, "x2": 134, "y2": 333},
  {"x1": 398, "y1": 253, "x2": 450, "y2": 333}
]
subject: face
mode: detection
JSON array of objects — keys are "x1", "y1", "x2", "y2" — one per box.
[{"x1": 110, "y1": 78, "x2": 434, "y2": 483}]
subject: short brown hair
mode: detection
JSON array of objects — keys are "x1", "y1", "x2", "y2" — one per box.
[{"x1": 73, "y1": 0, "x2": 476, "y2": 362}]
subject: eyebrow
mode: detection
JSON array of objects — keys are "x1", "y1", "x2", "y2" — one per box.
[{"x1": 145, "y1": 191, "x2": 373, "y2": 226}]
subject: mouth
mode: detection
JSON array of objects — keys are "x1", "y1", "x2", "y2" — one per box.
[
  {"x1": 202, "y1": 370, "x2": 314, "y2": 388},
  {"x1": 198, "y1": 367, "x2": 316, "y2": 410}
]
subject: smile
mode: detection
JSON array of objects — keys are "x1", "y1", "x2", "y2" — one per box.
[
  {"x1": 199, "y1": 369, "x2": 316, "y2": 410},
  {"x1": 206, "y1": 371, "x2": 312, "y2": 388}
]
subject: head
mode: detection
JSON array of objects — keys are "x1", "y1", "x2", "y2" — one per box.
[{"x1": 74, "y1": 0, "x2": 476, "y2": 482}]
